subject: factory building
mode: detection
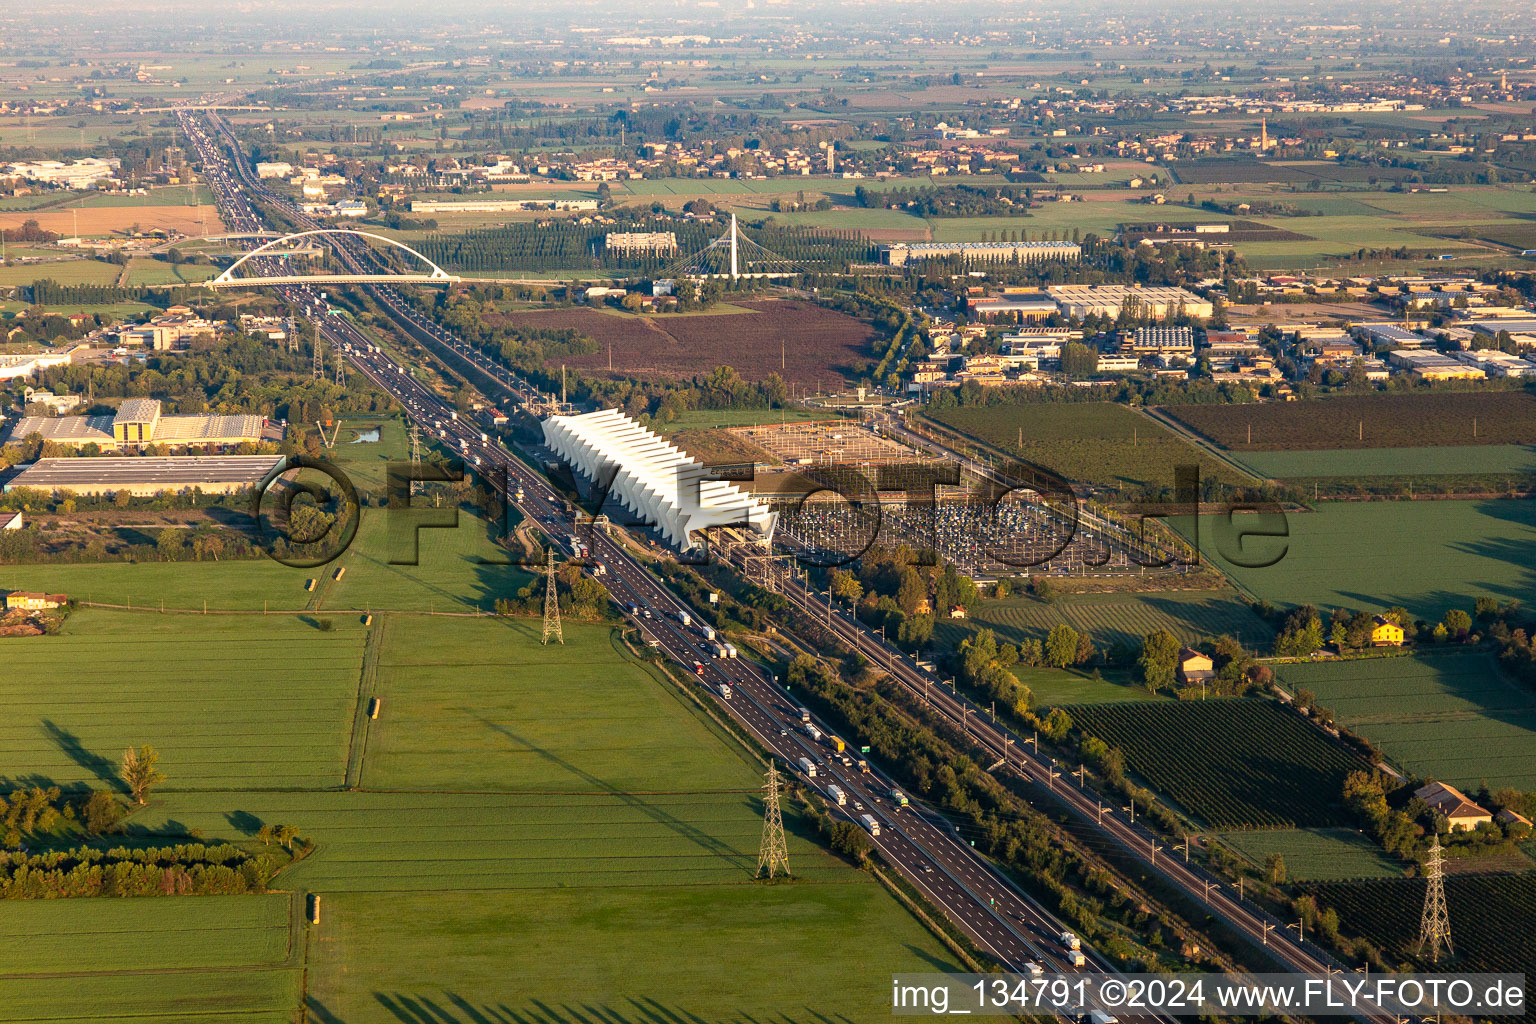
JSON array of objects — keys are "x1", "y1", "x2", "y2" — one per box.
[
  {"x1": 409, "y1": 199, "x2": 597, "y2": 214},
  {"x1": 7, "y1": 398, "x2": 267, "y2": 450},
  {"x1": 4, "y1": 455, "x2": 285, "y2": 497},
  {"x1": 1047, "y1": 285, "x2": 1213, "y2": 319},
  {"x1": 605, "y1": 232, "x2": 678, "y2": 256},
  {"x1": 541, "y1": 408, "x2": 777, "y2": 552},
  {"x1": 880, "y1": 241, "x2": 1080, "y2": 267}
]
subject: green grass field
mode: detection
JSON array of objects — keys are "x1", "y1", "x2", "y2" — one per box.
[
  {"x1": 1172, "y1": 500, "x2": 1536, "y2": 623},
  {"x1": 0, "y1": 601, "x2": 973, "y2": 1022},
  {"x1": 122, "y1": 258, "x2": 219, "y2": 286},
  {"x1": 655, "y1": 407, "x2": 830, "y2": 432},
  {"x1": 0, "y1": 610, "x2": 363, "y2": 789},
  {"x1": 1064, "y1": 699, "x2": 1371, "y2": 829},
  {"x1": 936, "y1": 590, "x2": 1273, "y2": 653},
  {"x1": 363, "y1": 617, "x2": 762, "y2": 792},
  {"x1": 1010, "y1": 666, "x2": 1169, "y2": 707},
  {"x1": 0, "y1": 894, "x2": 299, "y2": 1024},
  {"x1": 925, "y1": 403, "x2": 1255, "y2": 493},
  {"x1": 305, "y1": 884, "x2": 967, "y2": 1024},
  {"x1": 1215, "y1": 828, "x2": 1404, "y2": 881},
  {"x1": 1276, "y1": 653, "x2": 1536, "y2": 789},
  {"x1": 320, "y1": 507, "x2": 535, "y2": 613},
  {"x1": 1234, "y1": 445, "x2": 1536, "y2": 479},
  {"x1": 0, "y1": 259, "x2": 121, "y2": 287}
]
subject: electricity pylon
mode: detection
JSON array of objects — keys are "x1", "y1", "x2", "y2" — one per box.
[
  {"x1": 756, "y1": 761, "x2": 790, "y2": 879},
  {"x1": 407, "y1": 422, "x2": 421, "y2": 497},
  {"x1": 312, "y1": 334, "x2": 324, "y2": 379},
  {"x1": 334, "y1": 351, "x2": 346, "y2": 386},
  {"x1": 541, "y1": 549, "x2": 563, "y2": 645},
  {"x1": 1417, "y1": 835, "x2": 1453, "y2": 963}
]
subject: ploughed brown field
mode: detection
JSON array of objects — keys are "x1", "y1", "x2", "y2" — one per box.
[
  {"x1": 0, "y1": 206, "x2": 225, "y2": 238},
  {"x1": 1165, "y1": 391, "x2": 1536, "y2": 450},
  {"x1": 499, "y1": 298, "x2": 874, "y2": 389}
]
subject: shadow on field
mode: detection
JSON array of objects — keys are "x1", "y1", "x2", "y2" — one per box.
[
  {"x1": 39, "y1": 719, "x2": 123, "y2": 791},
  {"x1": 372, "y1": 991, "x2": 861, "y2": 1023},
  {"x1": 305, "y1": 997, "x2": 346, "y2": 1024},
  {"x1": 473, "y1": 715, "x2": 751, "y2": 871}
]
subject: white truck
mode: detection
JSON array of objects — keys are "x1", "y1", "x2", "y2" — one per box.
[
  {"x1": 797, "y1": 756, "x2": 817, "y2": 778},
  {"x1": 1059, "y1": 930, "x2": 1081, "y2": 951},
  {"x1": 859, "y1": 814, "x2": 880, "y2": 836},
  {"x1": 1022, "y1": 962, "x2": 1044, "y2": 978},
  {"x1": 700, "y1": 625, "x2": 717, "y2": 642},
  {"x1": 803, "y1": 723, "x2": 823, "y2": 742},
  {"x1": 826, "y1": 784, "x2": 846, "y2": 806},
  {"x1": 723, "y1": 642, "x2": 738, "y2": 659},
  {"x1": 677, "y1": 610, "x2": 691, "y2": 627},
  {"x1": 716, "y1": 682, "x2": 732, "y2": 700},
  {"x1": 798, "y1": 707, "x2": 811, "y2": 723},
  {"x1": 1089, "y1": 1012, "x2": 1118, "y2": 1024}
]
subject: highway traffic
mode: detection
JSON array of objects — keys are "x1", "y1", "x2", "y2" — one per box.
[
  {"x1": 178, "y1": 104, "x2": 1394, "y2": 1024},
  {"x1": 177, "y1": 107, "x2": 1133, "y2": 991}
]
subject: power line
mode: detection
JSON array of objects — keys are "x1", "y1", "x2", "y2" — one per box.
[
  {"x1": 541, "y1": 549, "x2": 564, "y2": 645},
  {"x1": 757, "y1": 760, "x2": 791, "y2": 879},
  {"x1": 1417, "y1": 835, "x2": 1453, "y2": 964}
]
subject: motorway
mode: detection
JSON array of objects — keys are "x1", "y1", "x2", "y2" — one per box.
[
  {"x1": 176, "y1": 108, "x2": 1153, "y2": 998},
  {"x1": 179, "y1": 107, "x2": 1396, "y2": 1024}
]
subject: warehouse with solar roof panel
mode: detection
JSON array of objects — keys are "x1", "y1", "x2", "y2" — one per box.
[
  {"x1": 3, "y1": 455, "x2": 284, "y2": 497},
  {"x1": 5, "y1": 398, "x2": 271, "y2": 450}
]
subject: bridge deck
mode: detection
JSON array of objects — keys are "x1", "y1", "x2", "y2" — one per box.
[{"x1": 207, "y1": 274, "x2": 459, "y2": 287}]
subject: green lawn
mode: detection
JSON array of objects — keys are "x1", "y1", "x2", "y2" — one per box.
[
  {"x1": 363, "y1": 617, "x2": 762, "y2": 792},
  {"x1": 0, "y1": 610, "x2": 364, "y2": 789},
  {"x1": 1215, "y1": 828, "x2": 1404, "y2": 881},
  {"x1": 1276, "y1": 653, "x2": 1536, "y2": 789},
  {"x1": 1172, "y1": 500, "x2": 1536, "y2": 623}
]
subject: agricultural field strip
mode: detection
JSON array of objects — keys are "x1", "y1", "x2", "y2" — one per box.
[
  {"x1": 1063, "y1": 700, "x2": 1369, "y2": 829},
  {"x1": 937, "y1": 592, "x2": 1273, "y2": 649},
  {"x1": 1165, "y1": 393, "x2": 1536, "y2": 451},
  {"x1": 1277, "y1": 655, "x2": 1536, "y2": 789},
  {"x1": 1306, "y1": 876, "x2": 1536, "y2": 982},
  {"x1": 1234, "y1": 444, "x2": 1536, "y2": 479}
]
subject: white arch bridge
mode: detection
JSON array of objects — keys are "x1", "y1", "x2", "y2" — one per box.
[{"x1": 207, "y1": 229, "x2": 460, "y2": 288}]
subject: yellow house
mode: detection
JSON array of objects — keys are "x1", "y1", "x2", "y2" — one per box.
[
  {"x1": 1177, "y1": 647, "x2": 1215, "y2": 685},
  {"x1": 1370, "y1": 615, "x2": 1404, "y2": 647},
  {"x1": 4, "y1": 591, "x2": 67, "y2": 612}
]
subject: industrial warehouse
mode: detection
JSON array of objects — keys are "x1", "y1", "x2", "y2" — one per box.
[
  {"x1": 879, "y1": 240, "x2": 1081, "y2": 266},
  {"x1": 541, "y1": 408, "x2": 777, "y2": 551},
  {"x1": 3, "y1": 454, "x2": 284, "y2": 497},
  {"x1": 6, "y1": 398, "x2": 271, "y2": 450}
]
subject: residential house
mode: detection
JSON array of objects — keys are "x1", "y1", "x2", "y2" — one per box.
[
  {"x1": 1370, "y1": 615, "x2": 1404, "y2": 646},
  {"x1": 1414, "y1": 781, "x2": 1493, "y2": 831},
  {"x1": 1176, "y1": 647, "x2": 1215, "y2": 685}
]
